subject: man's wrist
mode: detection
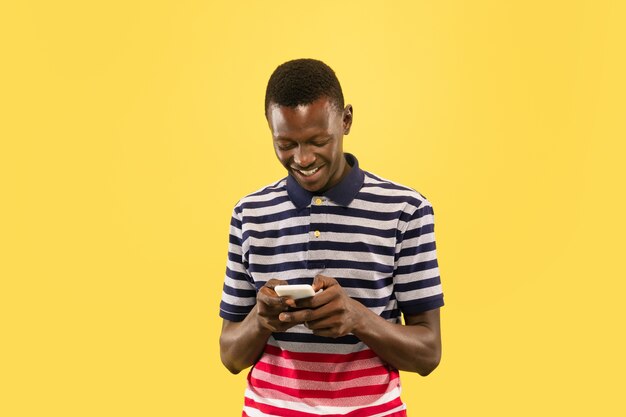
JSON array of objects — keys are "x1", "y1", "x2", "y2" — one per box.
[
  {"x1": 350, "y1": 299, "x2": 375, "y2": 337},
  {"x1": 250, "y1": 307, "x2": 274, "y2": 338}
]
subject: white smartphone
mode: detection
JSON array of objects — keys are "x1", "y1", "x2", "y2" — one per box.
[{"x1": 274, "y1": 284, "x2": 316, "y2": 300}]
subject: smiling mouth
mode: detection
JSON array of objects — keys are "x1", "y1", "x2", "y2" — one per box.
[{"x1": 292, "y1": 166, "x2": 322, "y2": 177}]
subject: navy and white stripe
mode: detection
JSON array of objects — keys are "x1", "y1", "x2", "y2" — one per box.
[{"x1": 220, "y1": 154, "x2": 444, "y2": 324}]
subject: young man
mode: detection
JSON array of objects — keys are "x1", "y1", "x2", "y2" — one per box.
[{"x1": 219, "y1": 59, "x2": 444, "y2": 416}]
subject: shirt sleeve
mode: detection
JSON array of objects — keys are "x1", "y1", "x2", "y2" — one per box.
[
  {"x1": 219, "y1": 205, "x2": 257, "y2": 322},
  {"x1": 393, "y1": 198, "x2": 444, "y2": 316}
]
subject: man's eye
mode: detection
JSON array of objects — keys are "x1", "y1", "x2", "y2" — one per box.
[
  {"x1": 277, "y1": 143, "x2": 295, "y2": 150},
  {"x1": 312, "y1": 139, "x2": 331, "y2": 147}
]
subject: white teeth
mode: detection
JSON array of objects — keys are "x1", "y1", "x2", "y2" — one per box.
[{"x1": 298, "y1": 167, "x2": 320, "y2": 176}]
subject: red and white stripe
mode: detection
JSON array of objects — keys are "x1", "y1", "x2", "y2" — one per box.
[{"x1": 242, "y1": 344, "x2": 407, "y2": 416}]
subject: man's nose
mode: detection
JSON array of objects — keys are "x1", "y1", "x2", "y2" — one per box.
[{"x1": 294, "y1": 145, "x2": 315, "y2": 167}]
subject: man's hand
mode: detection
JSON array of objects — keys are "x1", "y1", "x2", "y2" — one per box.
[
  {"x1": 220, "y1": 278, "x2": 300, "y2": 374},
  {"x1": 278, "y1": 275, "x2": 365, "y2": 338},
  {"x1": 257, "y1": 279, "x2": 299, "y2": 333},
  {"x1": 275, "y1": 274, "x2": 442, "y2": 374}
]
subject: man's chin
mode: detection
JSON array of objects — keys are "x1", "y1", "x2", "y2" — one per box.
[
  {"x1": 290, "y1": 169, "x2": 327, "y2": 193},
  {"x1": 296, "y1": 179, "x2": 324, "y2": 193}
]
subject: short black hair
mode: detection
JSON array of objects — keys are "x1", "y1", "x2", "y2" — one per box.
[{"x1": 265, "y1": 58, "x2": 344, "y2": 116}]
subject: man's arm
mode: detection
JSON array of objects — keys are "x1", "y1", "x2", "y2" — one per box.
[
  {"x1": 219, "y1": 279, "x2": 298, "y2": 374},
  {"x1": 278, "y1": 275, "x2": 442, "y2": 376},
  {"x1": 351, "y1": 306, "x2": 441, "y2": 376},
  {"x1": 220, "y1": 305, "x2": 271, "y2": 374}
]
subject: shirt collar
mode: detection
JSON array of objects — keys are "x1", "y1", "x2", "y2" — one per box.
[{"x1": 286, "y1": 153, "x2": 364, "y2": 209}]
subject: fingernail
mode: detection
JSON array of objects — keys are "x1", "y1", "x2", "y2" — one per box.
[{"x1": 279, "y1": 313, "x2": 290, "y2": 322}]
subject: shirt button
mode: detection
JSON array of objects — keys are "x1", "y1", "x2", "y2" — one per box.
[
  {"x1": 314, "y1": 230, "x2": 321, "y2": 238},
  {"x1": 315, "y1": 198, "x2": 323, "y2": 205}
]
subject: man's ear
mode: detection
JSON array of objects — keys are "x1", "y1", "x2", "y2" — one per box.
[{"x1": 342, "y1": 104, "x2": 353, "y2": 135}]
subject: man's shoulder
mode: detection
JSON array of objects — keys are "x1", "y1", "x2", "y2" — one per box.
[
  {"x1": 233, "y1": 177, "x2": 289, "y2": 211},
  {"x1": 360, "y1": 170, "x2": 432, "y2": 209}
]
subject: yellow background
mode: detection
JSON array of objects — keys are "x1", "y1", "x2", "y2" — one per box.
[{"x1": 2, "y1": 1, "x2": 625, "y2": 415}]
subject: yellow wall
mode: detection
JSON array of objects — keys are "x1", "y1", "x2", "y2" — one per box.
[{"x1": 2, "y1": 1, "x2": 625, "y2": 415}]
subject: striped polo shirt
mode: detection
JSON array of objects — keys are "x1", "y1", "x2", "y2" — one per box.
[{"x1": 220, "y1": 153, "x2": 444, "y2": 416}]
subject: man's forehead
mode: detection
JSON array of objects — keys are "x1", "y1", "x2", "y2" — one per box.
[{"x1": 268, "y1": 98, "x2": 340, "y2": 130}]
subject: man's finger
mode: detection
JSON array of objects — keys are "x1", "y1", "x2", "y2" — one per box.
[
  {"x1": 264, "y1": 278, "x2": 288, "y2": 289},
  {"x1": 258, "y1": 279, "x2": 292, "y2": 306},
  {"x1": 279, "y1": 307, "x2": 316, "y2": 323},
  {"x1": 312, "y1": 274, "x2": 337, "y2": 292},
  {"x1": 258, "y1": 287, "x2": 288, "y2": 308},
  {"x1": 281, "y1": 299, "x2": 338, "y2": 323}
]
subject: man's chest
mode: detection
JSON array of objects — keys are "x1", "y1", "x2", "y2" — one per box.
[{"x1": 241, "y1": 209, "x2": 400, "y2": 294}]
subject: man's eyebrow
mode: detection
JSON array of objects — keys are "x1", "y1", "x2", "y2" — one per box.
[{"x1": 274, "y1": 134, "x2": 330, "y2": 142}]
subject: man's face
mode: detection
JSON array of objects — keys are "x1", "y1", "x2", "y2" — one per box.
[{"x1": 267, "y1": 97, "x2": 353, "y2": 193}]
